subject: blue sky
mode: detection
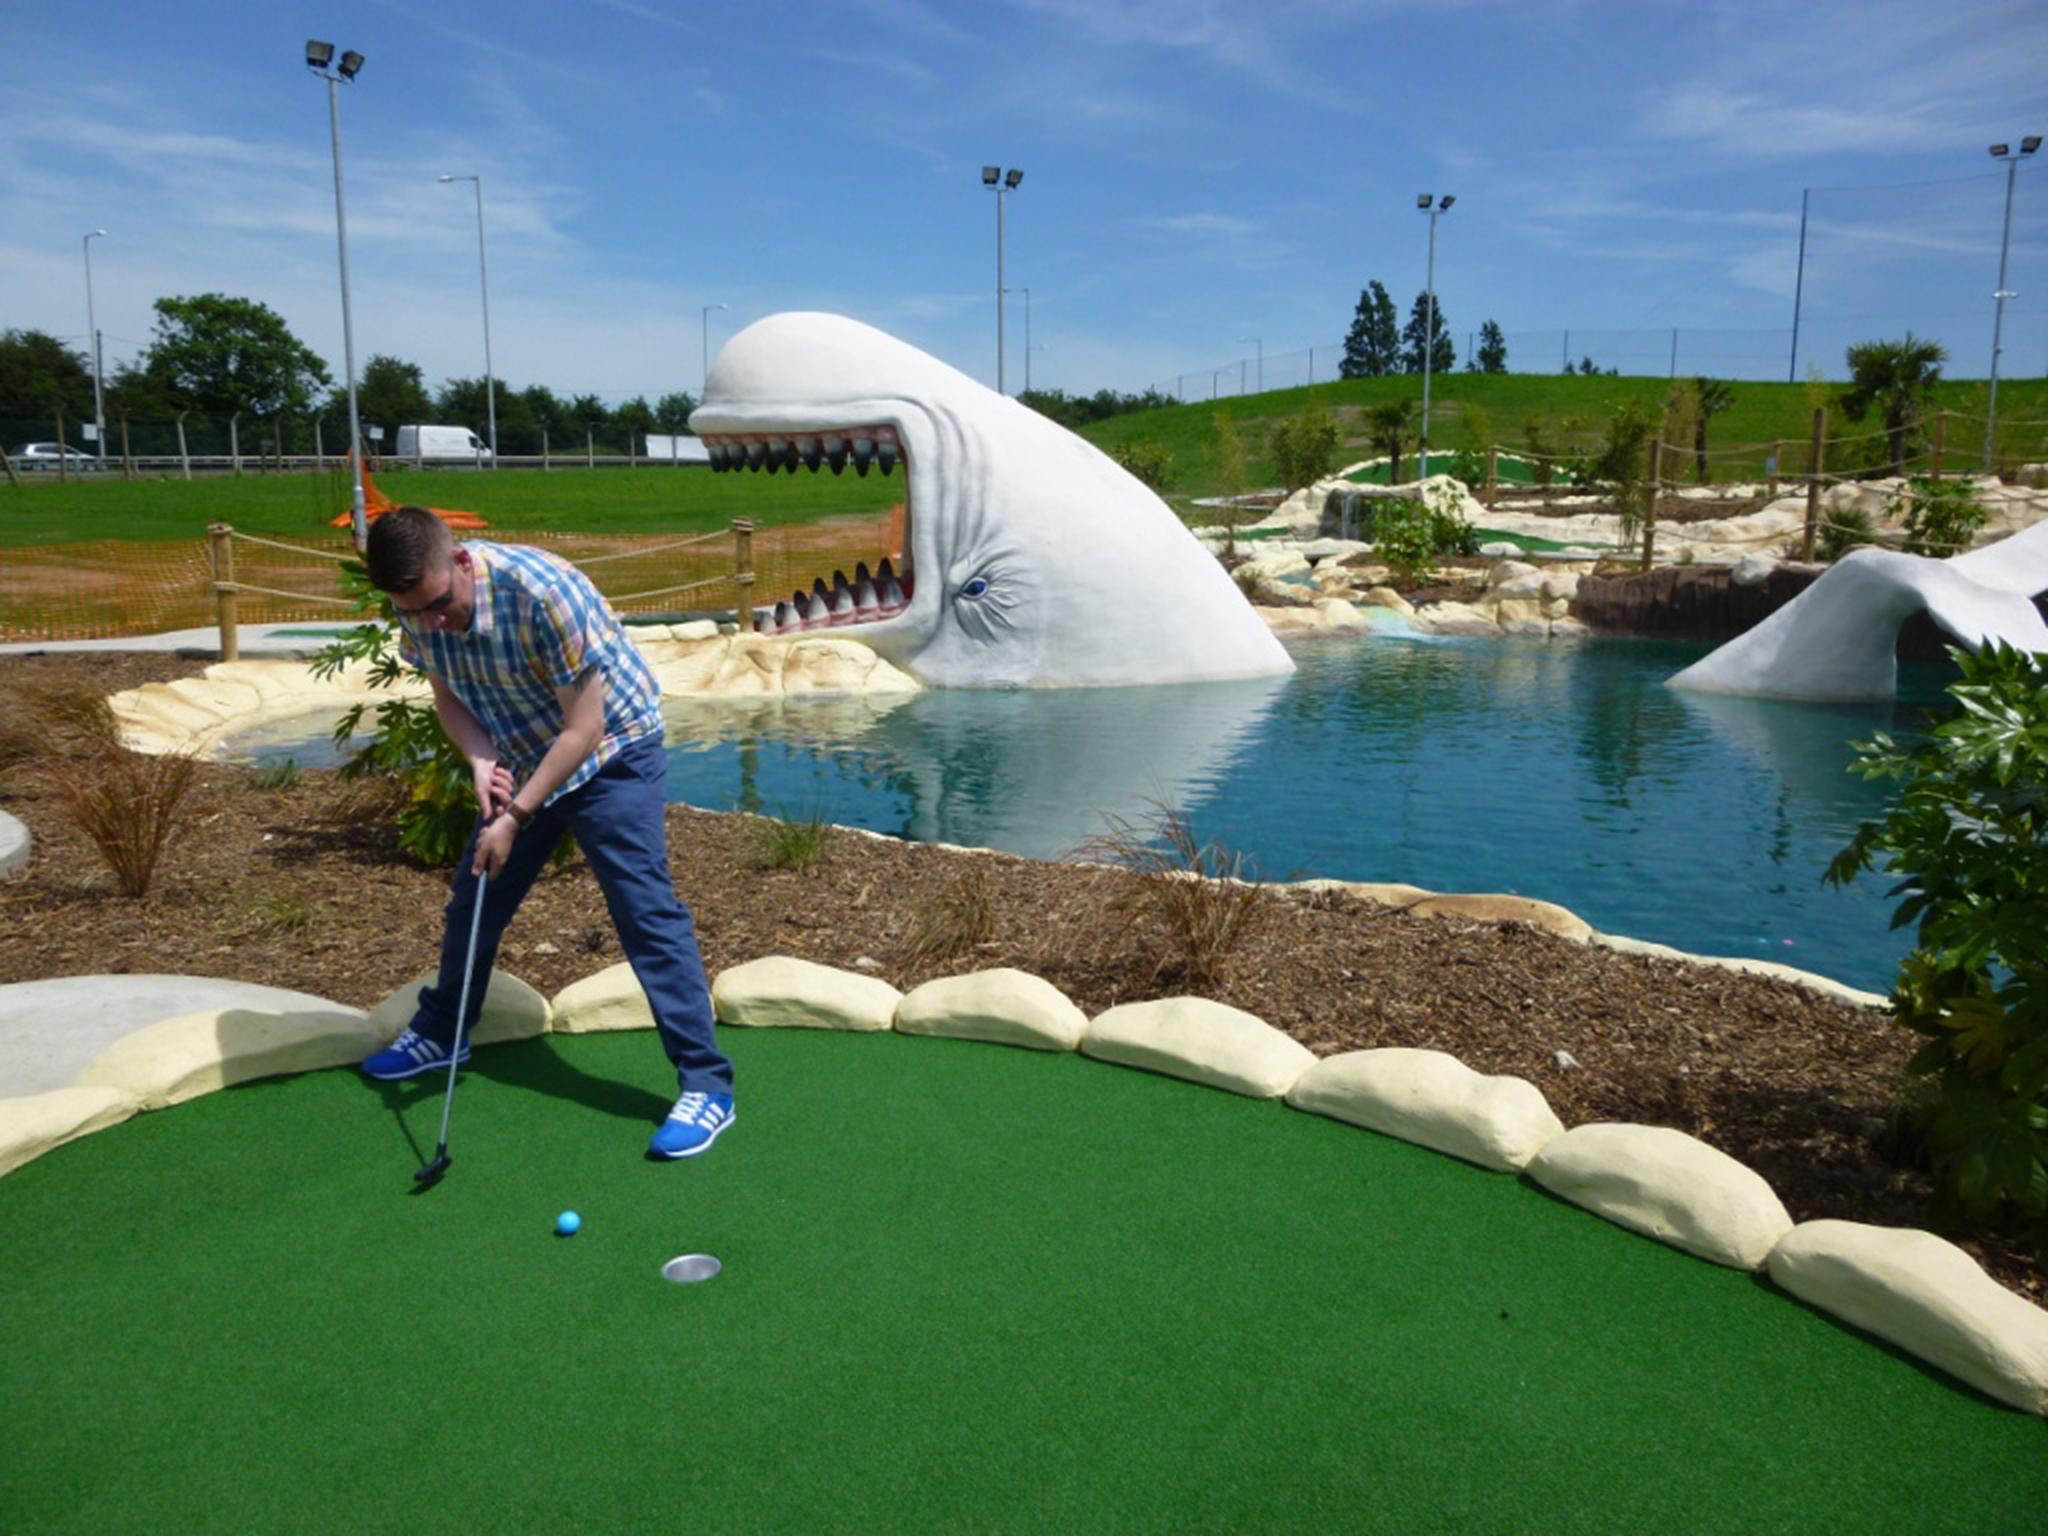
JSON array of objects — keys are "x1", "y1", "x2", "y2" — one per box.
[{"x1": 3, "y1": 0, "x2": 2045, "y2": 405}]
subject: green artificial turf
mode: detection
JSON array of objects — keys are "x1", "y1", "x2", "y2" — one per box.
[{"x1": 2, "y1": 1029, "x2": 2042, "y2": 1533}]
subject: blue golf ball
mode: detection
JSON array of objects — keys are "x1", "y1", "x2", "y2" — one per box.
[{"x1": 555, "y1": 1210, "x2": 581, "y2": 1237}]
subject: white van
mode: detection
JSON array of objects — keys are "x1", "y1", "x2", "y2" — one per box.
[{"x1": 393, "y1": 425, "x2": 493, "y2": 462}]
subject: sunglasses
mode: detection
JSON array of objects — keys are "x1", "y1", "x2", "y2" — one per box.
[{"x1": 392, "y1": 585, "x2": 457, "y2": 618}]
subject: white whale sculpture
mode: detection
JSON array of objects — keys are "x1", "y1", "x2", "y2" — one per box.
[
  {"x1": 1668, "y1": 518, "x2": 2048, "y2": 701},
  {"x1": 689, "y1": 312, "x2": 1294, "y2": 688}
]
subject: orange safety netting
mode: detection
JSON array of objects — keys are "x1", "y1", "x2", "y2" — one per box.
[{"x1": 325, "y1": 463, "x2": 491, "y2": 530}]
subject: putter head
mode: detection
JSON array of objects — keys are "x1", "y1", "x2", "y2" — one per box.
[{"x1": 411, "y1": 1151, "x2": 451, "y2": 1192}]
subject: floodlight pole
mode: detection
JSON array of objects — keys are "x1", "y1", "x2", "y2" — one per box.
[
  {"x1": 1788, "y1": 187, "x2": 1809, "y2": 383},
  {"x1": 983, "y1": 167, "x2": 1023, "y2": 392},
  {"x1": 82, "y1": 231, "x2": 107, "y2": 465},
  {"x1": 1984, "y1": 139, "x2": 2037, "y2": 471},
  {"x1": 1238, "y1": 336, "x2": 1262, "y2": 395},
  {"x1": 440, "y1": 175, "x2": 496, "y2": 464},
  {"x1": 1005, "y1": 287, "x2": 1031, "y2": 392},
  {"x1": 1418, "y1": 195, "x2": 1453, "y2": 482},
  {"x1": 310, "y1": 45, "x2": 368, "y2": 548}
]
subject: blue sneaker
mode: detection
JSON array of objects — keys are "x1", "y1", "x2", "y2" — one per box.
[
  {"x1": 648, "y1": 1091, "x2": 735, "y2": 1160},
  {"x1": 360, "y1": 1027, "x2": 470, "y2": 1082}
]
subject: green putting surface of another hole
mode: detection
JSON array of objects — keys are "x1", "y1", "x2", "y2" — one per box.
[{"x1": 2, "y1": 1028, "x2": 2042, "y2": 1533}]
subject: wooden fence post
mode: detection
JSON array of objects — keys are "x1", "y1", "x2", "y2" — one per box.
[
  {"x1": 120, "y1": 414, "x2": 134, "y2": 480},
  {"x1": 210, "y1": 523, "x2": 240, "y2": 661},
  {"x1": 1484, "y1": 445, "x2": 1498, "y2": 508},
  {"x1": 176, "y1": 412, "x2": 191, "y2": 481},
  {"x1": 55, "y1": 408, "x2": 67, "y2": 484},
  {"x1": 1640, "y1": 438, "x2": 1660, "y2": 571},
  {"x1": 733, "y1": 518, "x2": 756, "y2": 632},
  {"x1": 1930, "y1": 409, "x2": 1946, "y2": 482},
  {"x1": 586, "y1": 428, "x2": 595, "y2": 469},
  {"x1": 1767, "y1": 440, "x2": 1781, "y2": 498},
  {"x1": 230, "y1": 412, "x2": 242, "y2": 476},
  {"x1": 1802, "y1": 406, "x2": 1825, "y2": 563},
  {"x1": 271, "y1": 417, "x2": 284, "y2": 474},
  {"x1": 0, "y1": 444, "x2": 19, "y2": 488},
  {"x1": 542, "y1": 429, "x2": 551, "y2": 471}
]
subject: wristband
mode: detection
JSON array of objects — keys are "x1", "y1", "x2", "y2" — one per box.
[{"x1": 507, "y1": 801, "x2": 533, "y2": 828}]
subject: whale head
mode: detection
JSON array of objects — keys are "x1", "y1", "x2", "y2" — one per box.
[{"x1": 690, "y1": 311, "x2": 1294, "y2": 688}]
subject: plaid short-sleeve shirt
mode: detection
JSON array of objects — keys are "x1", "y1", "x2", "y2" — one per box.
[{"x1": 396, "y1": 542, "x2": 663, "y2": 803}]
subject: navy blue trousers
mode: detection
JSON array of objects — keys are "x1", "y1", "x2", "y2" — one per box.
[{"x1": 410, "y1": 734, "x2": 733, "y2": 1096}]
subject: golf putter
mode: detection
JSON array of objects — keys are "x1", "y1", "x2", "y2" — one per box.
[{"x1": 412, "y1": 865, "x2": 489, "y2": 1192}]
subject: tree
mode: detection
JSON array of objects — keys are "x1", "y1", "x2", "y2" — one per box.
[
  {"x1": 613, "y1": 395, "x2": 657, "y2": 452},
  {"x1": 1212, "y1": 410, "x2": 1247, "y2": 553},
  {"x1": 1476, "y1": 320, "x2": 1507, "y2": 375},
  {"x1": 1368, "y1": 399, "x2": 1418, "y2": 484},
  {"x1": 655, "y1": 391, "x2": 698, "y2": 434},
  {"x1": 1340, "y1": 281, "x2": 1401, "y2": 379},
  {"x1": 520, "y1": 385, "x2": 566, "y2": 443},
  {"x1": 1268, "y1": 396, "x2": 1340, "y2": 493},
  {"x1": 1840, "y1": 333, "x2": 1946, "y2": 477},
  {"x1": 566, "y1": 394, "x2": 611, "y2": 451},
  {"x1": 0, "y1": 329, "x2": 94, "y2": 419},
  {"x1": 357, "y1": 355, "x2": 432, "y2": 436},
  {"x1": 1692, "y1": 377, "x2": 1735, "y2": 482},
  {"x1": 1401, "y1": 291, "x2": 1454, "y2": 375},
  {"x1": 141, "y1": 293, "x2": 330, "y2": 417}
]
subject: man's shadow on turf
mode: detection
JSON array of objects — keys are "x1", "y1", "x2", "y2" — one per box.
[{"x1": 363, "y1": 1038, "x2": 671, "y2": 1162}]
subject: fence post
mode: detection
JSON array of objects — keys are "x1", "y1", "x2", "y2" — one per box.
[
  {"x1": 1930, "y1": 409, "x2": 1946, "y2": 482},
  {"x1": 586, "y1": 428, "x2": 595, "y2": 469},
  {"x1": 314, "y1": 417, "x2": 324, "y2": 470},
  {"x1": 230, "y1": 412, "x2": 242, "y2": 475},
  {"x1": 55, "y1": 408, "x2": 68, "y2": 484},
  {"x1": 733, "y1": 518, "x2": 756, "y2": 632},
  {"x1": 176, "y1": 411, "x2": 191, "y2": 480},
  {"x1": 1484, "y1": 445, "x2": 1498, "y2": 508},
  {"x1": 1640, "y1": 438, "x2": 1660, "y2": 571},
  {"x1": 120, "y1": 414, "x2": 134, "y2": 480},
  {"x1": 210, "y1": 523, "x2": 240, "y2": 661},
  {"x1": 1767, "y1": 440, "x2": 1781, "y2": 498},
  {"x1": 1802, "y1": 406, "x2": 1825, "y2": 563},
  {"x1": 271, "y1": 417, "x2": 284, "y2": 474},
  {"x1": 0, "y1": 443, "x2": 19, "y2": 488},
  {"x1": 542, "y1": 429, "x2": 550, "y2": 471},
  {"x1": 670, "y1": 432, "x2": 678, "y2": 467}
]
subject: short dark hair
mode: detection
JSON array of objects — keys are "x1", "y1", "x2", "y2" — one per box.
[{"x1": 365, "y1": 506, "x2": 454, "y2": 592}]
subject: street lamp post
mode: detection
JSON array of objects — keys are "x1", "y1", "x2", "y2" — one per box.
[
  {"x1": 1416, "y1": 193, "x2": 1455, "y2": 481},
  {"x1": 1984, "y1": 136, "x2": 2040, "y2": 471},
  {"x1": 1004, "y1": 287, "x2": 1032, "y2": 393},
  {"x1": 1237, "y1": 336, "x2": 1262, "y2": 395},
  {"x1": 307, "y1": 40, "x2": 369, "y2": 548},
  {"x1": 701, "y1": 303, "x2": 727, "y2": 402},
  {"x1": 82, "y1": 229, "x2": 106, "y2": 465},
  {"x1": 438, "y1": 174, "x2": 496, "y2": 464},
  {"x1": 982, "y1": 166, "x2": 1023, "y2": 392}
]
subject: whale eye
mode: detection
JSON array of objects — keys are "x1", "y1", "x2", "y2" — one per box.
[{"x1": 960, "y1": 577, "x2": 990, "y2": 600}]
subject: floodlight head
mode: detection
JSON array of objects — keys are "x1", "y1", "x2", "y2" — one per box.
[
  {"x1": 1990, "y1": 143, "x2": 2009, "y2": 158},
  {"x1": 339, "y1": 50, "x2": 364, "y2": 79},
  {"x1": 90, "y1": 228, "x2": 106, "y2": 238},
  {"x1": 1417, "y1": 193, "x2": 1432, "y2": 209},
  {"x1": 306, "y1": 39, "x2": 334, "y2": 69},
  {"x1": 2023, "y1": 136, "x2": 2043, "y2": 155},
  {"x1": 982, "y1": 166, "x2": 1000, "y2": 185},
  {"x1": 438, "y1": 174, "x2": 455, "y2": 183},
  {"x1": 1439, "y1": 194, "x2": 1456, "y2": 210},
  {"x1": 1005, "y1": 168, "x2": 1023, "y2": 189}
]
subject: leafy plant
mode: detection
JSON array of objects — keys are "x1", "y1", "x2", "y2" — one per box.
[
  {"x1": 1825, "y1": 644, "x2": 2048, "y2": 1255},
  {"x1": 754, "y1": 807, "x2": 831, "y2": 871},
  {"x1": 1211, "y1": 410, "x2": 1248, "y2": 553},
  {"x1": 1367, "y1": 399, "x2": 1417, "y2": 483},
  {"x1": 1074, "y1": 800, "x2": 1268, "y2": 993},
  {"x1": 42, "y1": 744, "x2": 199, "y2": 897},
  {"x1": 897, "y1": 862, "x2": 997, "y2": 969},
  {"x1": 1369, "y1": 496, "x2": 1440, "y2": 585},
  {"x1": 1818, "y1": 505, "x2": 1879, "y2": 563},
  {"x1": 1268, "y1": 396, "x2": 1340, "y2": 493},
  {"x1": 1592, "y1": 397, "x2": 1659, "y2": 543},
  {"x1": 252, "y1": 756, "x2": 300, "y2": 791},
  {"x1": 1840, "y1": 334, "x2": 1946, "y2": 477},
  {"x1": 1110, "y1": 436, "x2": 1172, "y2": 492},
  {"x1": 1887, "y1": 475, "x2": 1990, "y2": 558}
]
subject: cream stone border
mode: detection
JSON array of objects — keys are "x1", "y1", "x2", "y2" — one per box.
[
  {"x1": 0, "y1": 809, "x2": 28, "y2": 880},
  {"x1": 1, "y1": 955, "x2": 2039, "y2": 1415}
]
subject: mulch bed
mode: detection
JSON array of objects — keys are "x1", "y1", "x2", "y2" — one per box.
[{"x1": 0, "y1": 650, "x2": 2038, "y2": 1305}]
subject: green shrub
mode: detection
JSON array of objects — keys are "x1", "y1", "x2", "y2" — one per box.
[
  {"x1": 755, "y1": 808, "x2": 831, "y2": 871},
  {"x1": 1371, "y1": 497, "x2": 1438, "y2": 584},
  {"x1": 1826, "y1": 644, "x2": 2048, "y2": 1256},
  {"x1": 1886, "y1": 475, "x2": 1991, "y2": 558},
  {"x1": 1268, "y1": 397, "x2": 1340, "y2": 493},
  {"x1": 1818, "y1": 505, "x2": 1879, "y2": 563},
  {"x1": 1110, "y1": 437, "x2": 1173, "y2": 492},
  {"x1": 252, "y1": 756, "x2": 300, "y2": 791},
  {"x1": 1592, "y1": 397, "x2": 1658, "y2": 541}
]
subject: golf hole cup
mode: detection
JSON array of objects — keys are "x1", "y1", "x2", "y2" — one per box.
[{"x1": 661, "y1": 1253, "x2": 721, "y2": 1284}]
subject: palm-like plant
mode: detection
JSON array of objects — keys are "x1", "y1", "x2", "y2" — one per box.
[
  {"x1": 1693, "y1": 377, "x2": 1735, "y2": 482},
  {"x1": 1368, "y1": 399, "x2": 1418, "y2": 483},
  {"x1": 1839, "y1": 335, "x2": 1946, "y2": 477}
]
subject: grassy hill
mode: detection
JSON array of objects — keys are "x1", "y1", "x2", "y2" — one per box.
[{"x1": 1072, "y1": 373, "x2": 2048, "y2": 504}]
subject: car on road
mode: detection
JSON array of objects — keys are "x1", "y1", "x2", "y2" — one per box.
[{"x1": 11, "y1": 442, "x2": 100, "y2": 472}]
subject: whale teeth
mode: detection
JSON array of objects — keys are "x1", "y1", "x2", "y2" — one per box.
[
  {"x1": 823, "y1": 436, "x2": 847, "y2": 474},
  {"x1": 877, "y1": 556, "x2": 894, "y2": 582},
  {"x1": 877, "y1": 440, "x2": 897, "y2": 476},
  {"x1": 754, "y1": 606, "x2": 776, "y2": 634},
  {"x1": 877, "y1": 574, "x2": 906, "y2": 617},
  {"x1": 852, "y1": 437, "x2": 874, "y2": 476},
  {"x1": 854, "y1": 560, "x2": 871, "y2": 585},
  {"x1": 853, "y1": 578, "x2": 879, "y2": 617},
  {"x1": 800, "y1": 437, "x2": 822, "y2": 472},
  {"x1": 780, "y1": 440, "x2": 800, "y2": 472},
  {"x1": 746, "y1": 441, "x2": 766, "y2": 471}
]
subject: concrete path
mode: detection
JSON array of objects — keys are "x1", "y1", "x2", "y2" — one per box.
[
  {"x1": 0, "y1": 621, "x2": 374, "y2": 659},
  {"x1": 0, "y1": 974, "x2": 354, "y2": 1096}
]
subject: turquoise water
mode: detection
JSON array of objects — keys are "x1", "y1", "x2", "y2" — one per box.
[{"x1": 238, "y1": 631, "x2": 1950, "y2": 991}]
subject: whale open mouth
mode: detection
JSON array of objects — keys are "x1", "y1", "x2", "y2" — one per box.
[{"x1": 700, "y1": 424, "x2": 914, "y2": 637}]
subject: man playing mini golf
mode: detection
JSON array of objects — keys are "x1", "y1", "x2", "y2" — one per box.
[{"x1": 357, "y1": 506, "x2": 735, "y2": 1159}]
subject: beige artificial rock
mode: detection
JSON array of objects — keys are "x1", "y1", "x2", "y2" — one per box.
[
  {"x1": 369, "y1": 970, "x2": 552, "y2": 1047},
  {"x1": 550, "y1": 962, "x2": 654, "y2": 1034},
  {"x1": 1412, "y1": 600, "x2": 1499, "y2": 636},
  {"x1": 895, "y1": 968, "x2": 1087, "y2": 1052},
  {"x1": 1549, "y1": 617, "x2": 1592, "y2": 640},
  {"x1": 1486, "y1": 560, "x2": 1541, "y2": 589},
  {"x1": 1083, "y1": 996, "x2": 1314, "y2": 1098},
  {"x1": 1767, "y1": 1220, "x2": 2048, "y2": 1415},
  {"x1": 1314, "y1": 598, "x2": 1368, "y2": 630},
  {"x1": 74, "y1": 1005, "x2": 380, "y2": 1110},
  {"x1": 782, "y1": 638, "x2": 919, "y2": 695},
  {"x1": 1528, "y1": 1122, "x2": 1792, "y2": 1269},
  {"x1": 1408, "y1": 892, "x2": 1594, "y2": 943},
  {"x1": 1361, "y1": 586, "x2": 1414, "y2": 617},
  {"x1": 1285, "y1": 1048, "x2": 1562, "y2": 1172},
  {"x1": 0, "y1": 1086, "x2": 142, "y2": 1177},
  {"x1": 713, "y1": 955, "x2": 901, "y2": 1031}
]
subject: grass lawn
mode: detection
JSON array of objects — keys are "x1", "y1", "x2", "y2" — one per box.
[
  {"x1": 0, "y1": 464, "x2": 904, "y2": 547},
  {"x1": 4, "y1": 1026, "x2": 2043, "y2": 1533}
]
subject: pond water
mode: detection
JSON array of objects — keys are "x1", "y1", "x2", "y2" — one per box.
[{"x1": 237, "y1": 627, "x2": 1952, "y2": 992}]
